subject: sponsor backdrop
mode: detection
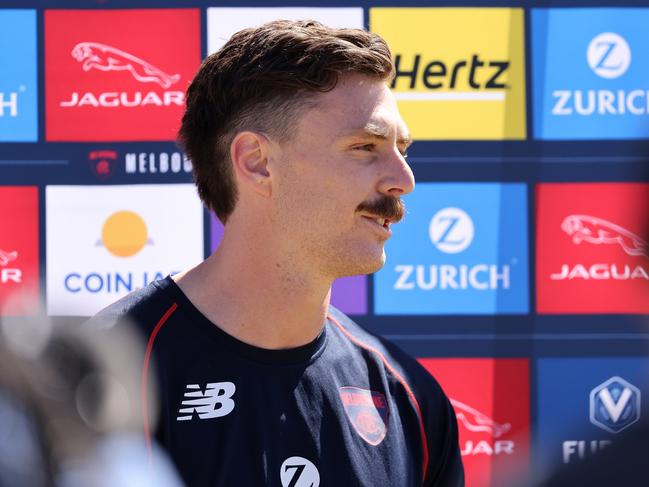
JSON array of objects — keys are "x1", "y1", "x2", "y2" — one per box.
[{"x1": 1, "y1": 1, "x2": 648, "y2": 486}]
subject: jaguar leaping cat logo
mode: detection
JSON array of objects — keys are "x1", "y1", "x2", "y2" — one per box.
[
  {"x1": 71, "y1": 42, "x2": 180, "y2": 88},
  {"x1": 451, "y1": 399, "x2": 511, "y2": 439},
  {"x1": 0, "y1": 249, "x2": 18, "y2": 266},
  {"x1": 561, "y1": 214, "x2": 648, "y2": 259}
]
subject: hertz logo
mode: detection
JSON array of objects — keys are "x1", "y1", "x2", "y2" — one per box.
[
  {"x1": 392, "y1": 54, "x2": 509, "y2": 96},
  {"x1": 371, "y1": 7, "x2": 526, "y2": 140}
]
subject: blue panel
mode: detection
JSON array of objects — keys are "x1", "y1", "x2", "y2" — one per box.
[
  {"x1": 537, "y1": 358, "x2": 649, "y2": 470},
  {"x1": 532, "y1": 8, "x2": 649, "y2": 140},
  {"x1": 0, "y1": 10, "x2": 37, "y2": 141},
  {"x1": 374, "y1": 183, "x2": 529, "y2": 315}
]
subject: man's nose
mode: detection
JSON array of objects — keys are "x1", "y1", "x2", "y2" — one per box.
[{"x1": 378, "y1": 150, "x2": 416, "y2": 197}]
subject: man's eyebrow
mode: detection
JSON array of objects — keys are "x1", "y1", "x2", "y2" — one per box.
[
  {"x1": 347, "y1": 122, "x2": 413, "y2": 147},
  {"x1": 398, "y1": 132, "x2": 413, "y2": 148}
]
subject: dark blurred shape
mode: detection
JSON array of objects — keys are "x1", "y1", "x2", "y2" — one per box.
[
  {"x1": 521, "y1": 159, "x2": 649, "y2": 487},
  {"x1": 530, "y1": 420, "x2": 649, "y2": 487},
  {"x1": 0, "y1": 318, "x2": 182, "y2": 487},
  {"x1": 0, "y1": 347, "x2": 55, "y2": 487}
]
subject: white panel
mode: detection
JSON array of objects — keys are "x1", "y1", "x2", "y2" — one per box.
[
  {"x1": 46, "y1": 184, "x2": 204, "y2": 316},
  {"x1": 207, "y1": 7, "x2": 364, "y2": 54}
]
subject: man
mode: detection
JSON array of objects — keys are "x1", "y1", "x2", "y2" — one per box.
[{"x1": 95, "y1": 20, "x2": 463, "y2": 486}]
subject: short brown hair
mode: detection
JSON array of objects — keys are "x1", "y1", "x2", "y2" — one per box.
[{"x1": 178, "y1": 20, "x2": 394, "y2": 223}]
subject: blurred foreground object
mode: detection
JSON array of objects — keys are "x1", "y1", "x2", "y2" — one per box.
[{"x1": 0, "y1": 315, "x2": 183, "y2": 487}]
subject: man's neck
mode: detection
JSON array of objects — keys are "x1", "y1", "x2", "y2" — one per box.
[{"x1": 173, "y1": 231, "x2": 332, "y2": 350}]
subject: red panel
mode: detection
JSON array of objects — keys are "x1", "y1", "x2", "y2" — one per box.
[
  {"x1": 419, "y1": 358, "x2": 530, "y2": 487},
  {"x1": 0, "y1": 187, "x2": 39, "y2": 315},
  {"x1": 536, "y1": 183, "x2": 649, "y2": 314},
  {"x1": 45, "y1": 9, "x2": 200, "y2": 141}
]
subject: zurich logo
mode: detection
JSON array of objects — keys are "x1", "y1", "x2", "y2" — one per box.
[
  {"x1": 587, "y1": 32, "x2": 631, "y2": 79},
  {"x1": 429, "y1": 207, "x2": 474, "y2": 254},
  {"x1": 589, "y1": 376, "x2": 641, "y2": 434}
]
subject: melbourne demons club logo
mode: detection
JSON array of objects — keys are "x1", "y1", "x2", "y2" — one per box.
[
  {"x1": 45, "y1": 9, "x2": 200, "y2": 141},
  {"x1": 88, "y1": 150, "x2": 117, "y2": 180},
  {"x1": 536, "y1": 183, "x2": 649, "y2": 314},
  {"x1": 339, "y1": 387, "x2": 389, "y2": 445}
]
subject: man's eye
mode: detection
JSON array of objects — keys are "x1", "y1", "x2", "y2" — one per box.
[
  {"x1": 354, "y1": 144, "x2": 375, "y2": 152},
  {"x1": 399, "y1": 150, "x2": 409, "y2": 159}
]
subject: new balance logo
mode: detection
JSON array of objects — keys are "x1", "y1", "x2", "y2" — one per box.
[{"x1": 176, "y1": 382, "x2": 236, "y2": 421}]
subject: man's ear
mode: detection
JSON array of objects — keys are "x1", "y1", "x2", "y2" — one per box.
[{"x1": 230, "y1": 131, "x2": 272, "y2": 197}]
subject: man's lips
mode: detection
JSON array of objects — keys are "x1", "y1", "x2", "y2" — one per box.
[
  {"x1": 356, "y1": 196, "x2": 405, "y2": 225},
  {"x1": 366, "y1": 216, "x2": 389, "y2": 227},
  {"x1": 360, "y1": 214, "x2": 392, "y2": 231}
]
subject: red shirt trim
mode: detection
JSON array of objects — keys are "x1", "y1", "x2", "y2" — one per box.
[
  {"x1": 141, "y1": 302, "x2": 178, "y2": 461},
  {"x1": 328, "y1": 314, "x2": 429, "y2": 483}
]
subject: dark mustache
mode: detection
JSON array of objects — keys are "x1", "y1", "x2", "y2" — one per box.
[{"x1": 357, "y1": 196, "x2": 405, "y2": 223}]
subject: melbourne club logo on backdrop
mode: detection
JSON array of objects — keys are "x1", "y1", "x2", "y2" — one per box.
[
  {"x1": 87, "y1": 149, "x2": 193, "y2": 180},
  {"x1": 45, "y1": 9, "x2": 200, "y2": 141},
  {"x1": 532, "y1": 8, "x2": 649, "y2": 139},
  {"x1": 374, "y1": 183, "x2": 528, "y2": 314},
  {"x1": 88, "y1": 150, "x2": 117, "y2": 180},
  {"x1": 536, "y1": 183, "x2": 649, "y2": 313},
  {"x1": 339, "y1": 387, "x2": 389, "y2": 445}
]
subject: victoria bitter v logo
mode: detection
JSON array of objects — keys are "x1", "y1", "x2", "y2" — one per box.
[{"x1": 589, "y1": 376, "x2": 640, "y2": 434}]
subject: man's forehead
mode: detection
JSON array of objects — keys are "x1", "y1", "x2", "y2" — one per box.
[{"x1": 297, "y1": 76, "x2": 410, "y2": 140}]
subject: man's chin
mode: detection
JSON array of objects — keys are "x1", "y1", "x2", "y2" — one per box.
[{"x1": 338, "y1": 251, "x2": 386, "y2": 277}]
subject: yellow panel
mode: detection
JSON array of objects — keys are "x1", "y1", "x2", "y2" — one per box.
[{"x1": 370, "y1": 8, "x2": 527, "y2": 140}]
